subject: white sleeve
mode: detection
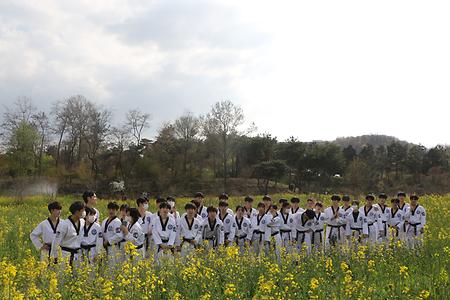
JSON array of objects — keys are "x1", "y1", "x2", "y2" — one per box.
[
  {"x1": 30, "y1": 222, "x2": 44, "y2": 250},
  {"x1": 168, "y1": 222, "x2": 177, "y2": 246}
]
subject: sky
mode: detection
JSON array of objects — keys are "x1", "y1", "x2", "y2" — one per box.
[{"x1": 1, "y1": 0, "x2": 449, "y2": 147}]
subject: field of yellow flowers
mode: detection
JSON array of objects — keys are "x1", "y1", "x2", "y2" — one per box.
[{"x1": 0, "y1": 194, "x2": 448, "y2": 299}]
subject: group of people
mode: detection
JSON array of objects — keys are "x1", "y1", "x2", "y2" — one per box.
[{"x1": 30, "y1": 191, "x2": 426, "y2": 267}]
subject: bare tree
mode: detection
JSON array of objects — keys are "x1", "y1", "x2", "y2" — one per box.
[
  {"x1": 204, "y1": 100, "x2": 244, "y2": 191},
  {"x1": 110, "y1": 126, "x2": 131, "y2": 179},
  {"x1": 174, "y1": 111, "x2": 199, "y2": 174},
  {"x1": 126, "y1": 110, "x2": 151, "y2": 146},
  {"x1": 85, "y1": 105, "x2": 111, "y2": 180},
  {"x1": 31, "y1": 111, "x2": 51, "y2": 175},
  {"x1": 2, "y1": 96, "x2": 35, "y2": 135}
]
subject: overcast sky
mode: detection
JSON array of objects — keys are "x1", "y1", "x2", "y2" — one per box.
[{"x1": 1, "y1": 0, "x2": 449, "y2": 147}]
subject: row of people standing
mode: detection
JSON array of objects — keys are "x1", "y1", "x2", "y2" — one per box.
[{"x1": 30, "y1": 191, "x2": 426, "y2": 267}]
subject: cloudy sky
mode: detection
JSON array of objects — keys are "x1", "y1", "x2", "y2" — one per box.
[{"x1": 1, "y1": 0, "x2": 449, "y2": 147}]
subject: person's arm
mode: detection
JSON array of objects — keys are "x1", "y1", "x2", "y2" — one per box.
[
  {"x1": 30, "y1": 222, "x2": 44, "y2": 250},
  {"x1": 228, "y1": 218, "x2": 236, "y2": 242},
  {"x1": 362, "y1": 216, "x2": 369, "y2": 236},
  {"x1": 96, "y1": 226, "x2": 103, "y2": 256},
  {"x1": 345, "y1": 215, "x2": 351, "y2": 236},
  {"x1": 419, "y1": 207, "x2": 426, "y2": 233},
  {"x1": 217, "y1": 223, "x2": 225, "y2": 245},
  {"x1": 152, "y1": 220, "x2": 162, "y2": 245},
  {"x1": 175, "y1": 220, "x2": 182, "y2": 247}
]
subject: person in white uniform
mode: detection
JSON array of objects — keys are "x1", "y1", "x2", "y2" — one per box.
[
  {"x1": 176, "y1": 203, "x2": 203, "y2": 257},
  {"x1": 121, "y1": 208, "x2": 146, "y2": 260},
  {"x1": 51, "y1": 201, "x2": 86, "y2": 268},
  {"x1": 80, "y1": 207, "x2": 102, "y2": 264},
  {"x1": 404, "y1": 194, "x2": 426, "y2": 248},
  {"x1": 30, "y1": 201, "x2": 62, "y2": 262},
  {"x1": 100, "y1": 202, "x2": 123, "y2": 266}
]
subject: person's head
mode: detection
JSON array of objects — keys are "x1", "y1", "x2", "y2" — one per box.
[
  {"x1": 128, "y1": 208, "x2": 140, "y2": 224},
  {"x1": 305, "y1": 209, "x2": 315, "y2": 220},
  {"x1": 48, "y1": 201, "x2": 62, "y2": 218},
  {"x1": 263, "y1": 195, "x2": 272, "y2": 207},
  {"x1": 218, "y1": 201, "x2": 228, "y2": 213},
  {"x1": 156, "y1": 196, "x2": 166, "y2": 206},
  {"x1": 365, "y1": 194, "x2": 375, "y2": 205},
  {"x1": 159, "y1": 202, "x2": 171, "y2": 217},
  {"x1": 136, "y1": 197, "x2": 149, "y2": 210},
  {"x1": 257, "y1": 202, "x2": 266, "y2": 214},
  {"x1": 391, "y1": 198, "x2": 400, "y2": 208},
  {"x1": 107, "y1": 202, "x2": 119, "y2": 218},
  {"x1": 119, "y1": 204, "x2": 129, "y2": 218},
  {"x1": 397, "y1": 191, "x2": 406, "y2": 203},
  {"x1": 167, "y1": 196, "x2": 176, "y2": 210},
  {"x1": 281, "y1": 201, "x2": 291, "y2": 214},
  {"x1": 269, "y1": 204, "x2": 278, "y2": 216},
  {"x1": 236, "y1": 205, "x2": 245, "y2": 218},
  {"x1": 351, "y1": 200, "x2": 360, "y2": 210},
  {"x1": 218, "y1": 193, "x2": 229, "y2": 202},
  {"x1": 314, "y1": 202, "x2": 323, "y2": 213},
  {"x1": 190, "y1": 199, "x2": 200, "y2": 213},
  {"x1": 82, "y1": 191, "x2": 97, "y2": 206},
  {"x1": 85, "y1": 206, "x2": 96, "y2": 224},
  {"x1": 195, "y1": 192, "x2": 205, "y2": 203},
  {"x1": 290, "y1": 197, "x2": 300, "y2": 207},
  {"x1": 410, "y1": 194, "x2": 419, "y2": 206},
  {"x1": 185, "y1": 203, "x2": 197, "y2": 217},
  {"x1": 306, "y1": 198, "x2": 315, "y2": 209},
  {"x1": 378, "y1": 193, "x2": 387, "y2": 205},
  {"x1": 69, "y1": 201, "x2": 85, "y2": 219},
  {"x1": 207, "y1": 206, "x2": 217, "y2": 219},
  {"x1": 342, "y1": 195, "x2": 350, "y2": 206},
  {"x1": 331, "y1": 195, "x2": 341, "y2": 206},
  {"x1": 278, "y1": 198, "x2": 288, "y2": 206},
  {"x1": 244, "y1": 196, "x2": 254, "y2": 207}
]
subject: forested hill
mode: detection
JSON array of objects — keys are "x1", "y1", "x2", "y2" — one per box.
[{"x1": 332, "y1": 135, "x2": 415, "y2": 152}]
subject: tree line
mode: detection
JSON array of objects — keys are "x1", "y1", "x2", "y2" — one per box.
[{"x1": 1, "y1": 96, "x2": 449, "y2": 196}]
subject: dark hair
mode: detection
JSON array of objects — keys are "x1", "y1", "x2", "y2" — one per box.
[
  {"x1": 307, "y1": 198, "x2": 315, "y2": 202},
  {"x1": 219, "y1": 201, "x2": 229, "y2": 207},
  {"x1": 290, "y1": 197, "x2": 300, "y2": 203},
  {"x1": 69, "y1": 201, "x2": 85, "y2": 214},
  {"x1": 331, "y1": 195, "x2": 341, "y2": 201},
  {"x1": 391, "y1": 198, "x2": 400, "y2": 204},
  {"x1": 185, "y1": 203, "x2": 196, "y2": 210},
  {"x1": 315, "y1": 202, "x2": 323, "y2": 208},
  {"x1": 282, "y1": 202, "x2": 290, "y2": 209},
  {"x1": 48, "y1": 201, "x2": 62, "y2": 212},
  {"x1": 167, "y1": 196, "x2": 175, "y2": 202},
  {"x1": 263, "y1": 195, "x2": 271, "y2": 201},
  {"x1": 257, "y1": 202, "x2": 265, "y2": 208},
  {"x1": 82, "y1": 191, "x2": 95, "y2": 203},
  {"x1": 270, "y1": 204, "x2": 278, "y2": 210},
  {"x1": 195, "y1": 192, "x2": 204, "y2": 198},
  {"x1": 120, "y1": 204, "x2": 129, "y2": 211},
  {"x1": 136, "y1": 197, "x2": 148, "y2": 206},
  {"x1": 129, "y1": 208, "x2": 140, "y2": 224},
  {"x1": 156, "y1": 196, "x2": 166, "y2": 204},
  {"x1": 190, "y1": 199, "x2": 200, "y2": 208},
  {"x1": 236, "y1": 205, "x2": 244, "y2": 212},
  {"x1": 85, "y1": 206, "x2": 96, "y2": 216},
  {"x1": 278, "y1": 198, "x2": 288, "y2": 204},
  {"x1": 351, "y1": 200, "x2": 359, "y2": 206},
  {"x1": 218, "y1": 193, "x2": 229, "y2": 200},
  {"x1": 342, "y1": 195, "x2": 350, "y2": 201},
  {"x1": 206, "y1": 206, "x2": 217, "y2": 213},
  {"x1": 107, "y1": 202, "x2": 119, "y2": 210},
  {"x1": 244, "y1": 196, "x2": 254, "y2": 202},
  {"x1": 305, "y1": 209, "x2": 315, "y2": 220},
  {"x1": 159, "y1": 202, "x2": 171, "y2": 210}
]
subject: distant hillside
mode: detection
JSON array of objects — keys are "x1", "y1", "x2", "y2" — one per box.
[{"x1": 332, "y1": 134, "x2": 415, "y2": 152}]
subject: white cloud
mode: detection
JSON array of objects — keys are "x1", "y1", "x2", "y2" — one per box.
[{"x1": 0, "y1": 0, "x2": 449, "y2": 147}]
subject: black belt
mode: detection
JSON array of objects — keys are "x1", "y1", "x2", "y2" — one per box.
[
  {"x1": 388, "y1": 224, "x2": 399, "y2": 237},
  {"x1": 327, "y1": 224, "x2": 341, "y2": 242},
  {"x1": 235, "y1": 234, "x2": 247, "y2": 240},
  {"x1": 136, "y1": 244, "x2": 144, "y2": 250},
  {"x1": 60, "y1": 246, "x2": 80, "y2": 266},
  {"x1": 157, "y1": 239, "x2": 173, "y2": 253},
  {"x1": 271, "y1": 231, "x2": 279, "y2": 236},
  {"x1": 144, "y1": 234, "x2": 150, "y2": 251},
  {"x1": 81, "y1": 244, "x2": 96, "y2": 250},
  {"x1": 44, "y1": 243, "x2": 52, "y2": 260},
  {"x1": 280, "y1": 229, "x2": 291, "y2": 233},
  {"x1": 410, "y1": 223, "x2": 421, "y2": 236},
  {"x1": 253, "y1": 230, "x2": 264, "y2": 243},
  {"x1": 296, "y1": 230, "x2": 308, "y2": 244},
  {"x1": 350, "y1": 227, "x2": 362, "y2": 231}
]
